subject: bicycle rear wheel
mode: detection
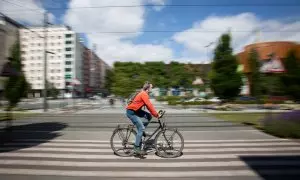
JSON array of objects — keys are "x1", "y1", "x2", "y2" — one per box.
[
  {"x1": 154, "y1": 128, "x2": 184, "y2": 158},
  {"x1": 110, "y1": 126, "x2": 136, "y2": 157}
]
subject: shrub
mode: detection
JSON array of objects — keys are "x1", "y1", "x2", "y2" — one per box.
[
  {"x1": 167, "y1": 100, "x2": 215, "y2": 106},
  {"x1": 155, "y1": 96, "x2": 182, "y2": 102},
  {"x1": 262, "y1": 110, "x2": 300, "y2": 138}
]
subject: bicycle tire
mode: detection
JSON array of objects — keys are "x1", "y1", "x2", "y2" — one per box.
[
  {"x1": 110, "y1": 126, "x2": 137, "y2": 157},
  {"x1": 154, "y1": 128, "x2": 184, "y2": 158}
]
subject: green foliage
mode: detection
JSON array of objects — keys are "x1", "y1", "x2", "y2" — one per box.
[
  {"x1": 248, "y1": 48, "x2": 261, "y2": 97},
  {"x1": 155, "y1": 96, "x2": 182, "y2": 102},
  {"x1": 280, "y1": 50, "x2": 300, "y2": 101},
  {"x1": 167, "y1": 100, "x2": 214, "y2": 106},
  {"x1": 4, "y1": 40, "x2": 30, "y2": 126},
  {"x1": 260, "y1": 74, "x2": 285, "y2": 96},
  {"x1": 47, "y1": 81, "x2": 59, "y2": 98},
  {"x1": 104, "y1": 69, "x2": 114, "y2": 93},
  {"x1": 209, "y1": 33, "x2": 242, "y2": 100},
  {"x1": 111, "y1": 61, "x2": 196, "y2": 97},
  {"x1": 4, "y1": 41, "x2": 29, "y2": 109}
]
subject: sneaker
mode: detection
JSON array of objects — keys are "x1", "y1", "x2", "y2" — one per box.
[{"x1": 134, "y1": 146, "x2": 147, "y2": 155}]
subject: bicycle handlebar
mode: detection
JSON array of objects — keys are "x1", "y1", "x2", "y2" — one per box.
[{"x1": 157, "y1": 110, "x2": 166, "y2": 119}]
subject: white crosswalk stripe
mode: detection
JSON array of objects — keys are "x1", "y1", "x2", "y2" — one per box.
[{"x1": 0, "y1": 139, "x2": 300, "y2": 178}]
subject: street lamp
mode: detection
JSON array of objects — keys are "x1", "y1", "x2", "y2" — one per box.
[{"x1": 204, "y1": 42, "x2": 215, "y2": 63}]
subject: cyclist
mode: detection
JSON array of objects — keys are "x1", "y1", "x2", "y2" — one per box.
[{"x1": 126, "y1": 81, "x2": 159, "y2": 155}]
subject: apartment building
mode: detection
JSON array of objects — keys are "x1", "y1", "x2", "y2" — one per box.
[
  {"x1": 0, "y1": 14, "x2": 23, "y2": 91},
  {"x1": 83, "y1": 47, "x2": 91, "y2": 97},
  {"x1": 19, "y1": 26, "x2": 84, "y2": 97},
  {"x1": 82, "y1": 47, "x2": 111, "y2": 97}
]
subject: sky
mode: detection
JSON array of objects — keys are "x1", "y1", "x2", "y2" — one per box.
[{"x1": 1, "y1": 0, "x2": 300, "y2": 66}]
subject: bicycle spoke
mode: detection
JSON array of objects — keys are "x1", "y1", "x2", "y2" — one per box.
[
  {"x1": 155, "y1": 129, "x2": 184, "y2": 158},
  {"x1": 117, "y1": 129, "x2": 126, "y2": 142},
  {"x1": 162, "y1": 132, "x2": 173, "y2": 148},
  {"x1": 111, "y1": 128, "x2": 136, "y2": 157},
  {"x1": 167, "y1": 131, "x2": 176, "y2": 142}
]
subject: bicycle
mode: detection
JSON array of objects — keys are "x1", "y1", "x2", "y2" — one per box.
[{"x1": 110, "y1": 110, "x2": 184, "y2": 158}]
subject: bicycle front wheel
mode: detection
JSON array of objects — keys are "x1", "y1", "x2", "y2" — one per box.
[
  {"x1": 110, "y1": 126, "x2": 136, "y2": 157},
  {"x1": 154, "y1": 128, "x2": 184, "y2": 158}
]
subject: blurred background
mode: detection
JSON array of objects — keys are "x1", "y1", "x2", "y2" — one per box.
[{"x1": 0, "y1": 0, "x2": 299, "y2": 113}]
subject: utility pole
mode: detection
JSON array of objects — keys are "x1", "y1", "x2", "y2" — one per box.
[{"x1": 43, "y1": 12, "x2": 49, "y2": 112}]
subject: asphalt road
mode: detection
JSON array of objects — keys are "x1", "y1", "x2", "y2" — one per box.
[{"x1": 0, "y1": 107, "x2": 300, "y2": 180}]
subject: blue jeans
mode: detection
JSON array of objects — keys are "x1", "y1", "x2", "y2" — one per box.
[{"x1": 126, "y1": 109, "x2": 152, "y2": 147}]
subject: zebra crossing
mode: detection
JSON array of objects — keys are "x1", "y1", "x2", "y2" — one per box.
[{"x1": 0, "y1": 138, "x2": 300, "y2": 179}]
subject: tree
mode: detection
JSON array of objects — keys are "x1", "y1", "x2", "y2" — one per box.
[
  {"x1": 47, "y1": 81, "x2": 59, "y2": 98},
  {"x1": 248, "y1": 48, "x2": 261, "y2": 97},
  {"x1": 111, "y1": 61, "x2": 197, "y2": 97},
  {"x1": 281, "y1": 49, "x2": 300, "y2": 101},
  {"x1": 104, "y1": 69, "x2": 114, "y2": 94},
  {"x1": 4, "y1": 40, "x2": 30, "y2": 129},
  {"x1": 209, "y1": 33, "x2": 242, "y2": 100}
]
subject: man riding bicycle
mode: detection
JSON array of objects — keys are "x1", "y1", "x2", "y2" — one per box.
[{"x1": 126, "y1": 81, "x2": 159, "y2": 155}]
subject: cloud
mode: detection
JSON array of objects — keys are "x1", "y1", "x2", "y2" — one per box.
[
  {"x1": 173, "y1": 13, "x2": 300, "y2": 61},
  {"x1": 1, "y1": 0, "x2": 55, "y2": 25},
  {"x1": 64, "y1": 0, "x2": 173, "y2": 66},
  {"x1": 145, "y1": 0, "x2": 167, "y2": 11}
]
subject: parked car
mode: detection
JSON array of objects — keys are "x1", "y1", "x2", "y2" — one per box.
[
  {"x1": 185, "y1": 97, "x2": 206, "y2": 102},
  {"x1": 207, "y1": 97, "x2": 221, "y2": 102}
]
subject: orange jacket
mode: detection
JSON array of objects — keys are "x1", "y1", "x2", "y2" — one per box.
[{"x1": 126, "y1": 90, "x2": 158, "y2": 118}]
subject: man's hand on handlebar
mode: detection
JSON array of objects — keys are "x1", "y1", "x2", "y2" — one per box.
[{"x1": 157, "y1": 110, "x2": 165, "y2": 119}]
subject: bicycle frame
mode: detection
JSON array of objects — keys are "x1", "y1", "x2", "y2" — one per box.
[{"x1": 142, "y1": 116, "x2": 167, "y2": 144}]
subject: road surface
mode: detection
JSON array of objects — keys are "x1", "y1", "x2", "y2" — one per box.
[{"x1": 0, "y1": 102, "x2": 300, "y2": 180}]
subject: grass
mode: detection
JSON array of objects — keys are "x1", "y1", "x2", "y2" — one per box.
[
  {"x1": 211, "y1": 112, "x2": 300, "y2": 138},
  {"x1": 0, "y1": 112, "x2": 37, "y2": 121},
  {"x1": 211, "y1": 113, "x2": 279, "y2": 129}
]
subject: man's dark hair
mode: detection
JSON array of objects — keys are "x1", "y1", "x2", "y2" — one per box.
[{"x1": 142, "y1": 81, "x2": 151, "y2": 91}]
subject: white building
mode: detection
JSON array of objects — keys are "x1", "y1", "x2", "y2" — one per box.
[{"x1": 19, "y1": 26, "x2": 84, "y2": 97}]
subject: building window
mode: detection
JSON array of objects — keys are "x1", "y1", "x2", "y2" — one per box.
[
  {"x1": 65, "y1": 34, "x2": 72, "y2": 38},
  {"x1": 31, "y1": 57, "x2": 34, "y2": 60},
  {"x1": 51, "y1": 69, "x2": 55, "y2": 73},
  {"x1": 65, "y1": 74, "x2": 72, "y2": 79},
  {"x1": 65, "y1": 61, "x2": 72, "y2": 65},
  {"x1": 57, "y1": 76, "x2": 61, "y2": 80},
  {"x1": 38, "y1": 43, "x2": 41, "y2": 46},
  {"x1": 65, "y1": 47, "x2": 72, "y2": 51},
  {"x1": 65, "y1": 41, "x2": 72, "y2": 44},
  {"x1": 65, "y1": 54, "x2": 72, "y2": 58},
  {"x1": 51, "y1": 76, "x2": 54, "y2": 80},
  {"x1": 58, "y1": 49, "x2": 61, "y2": 52},
  {"x1": 57, "y1": 70, "x2": 61, "y2": 73},
  {"x1": 65, "y1": 68, "x2": 72, "y2": 72},
  {"x1": 58, "y1": 36, "x2": 61, "y2": 39}
]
